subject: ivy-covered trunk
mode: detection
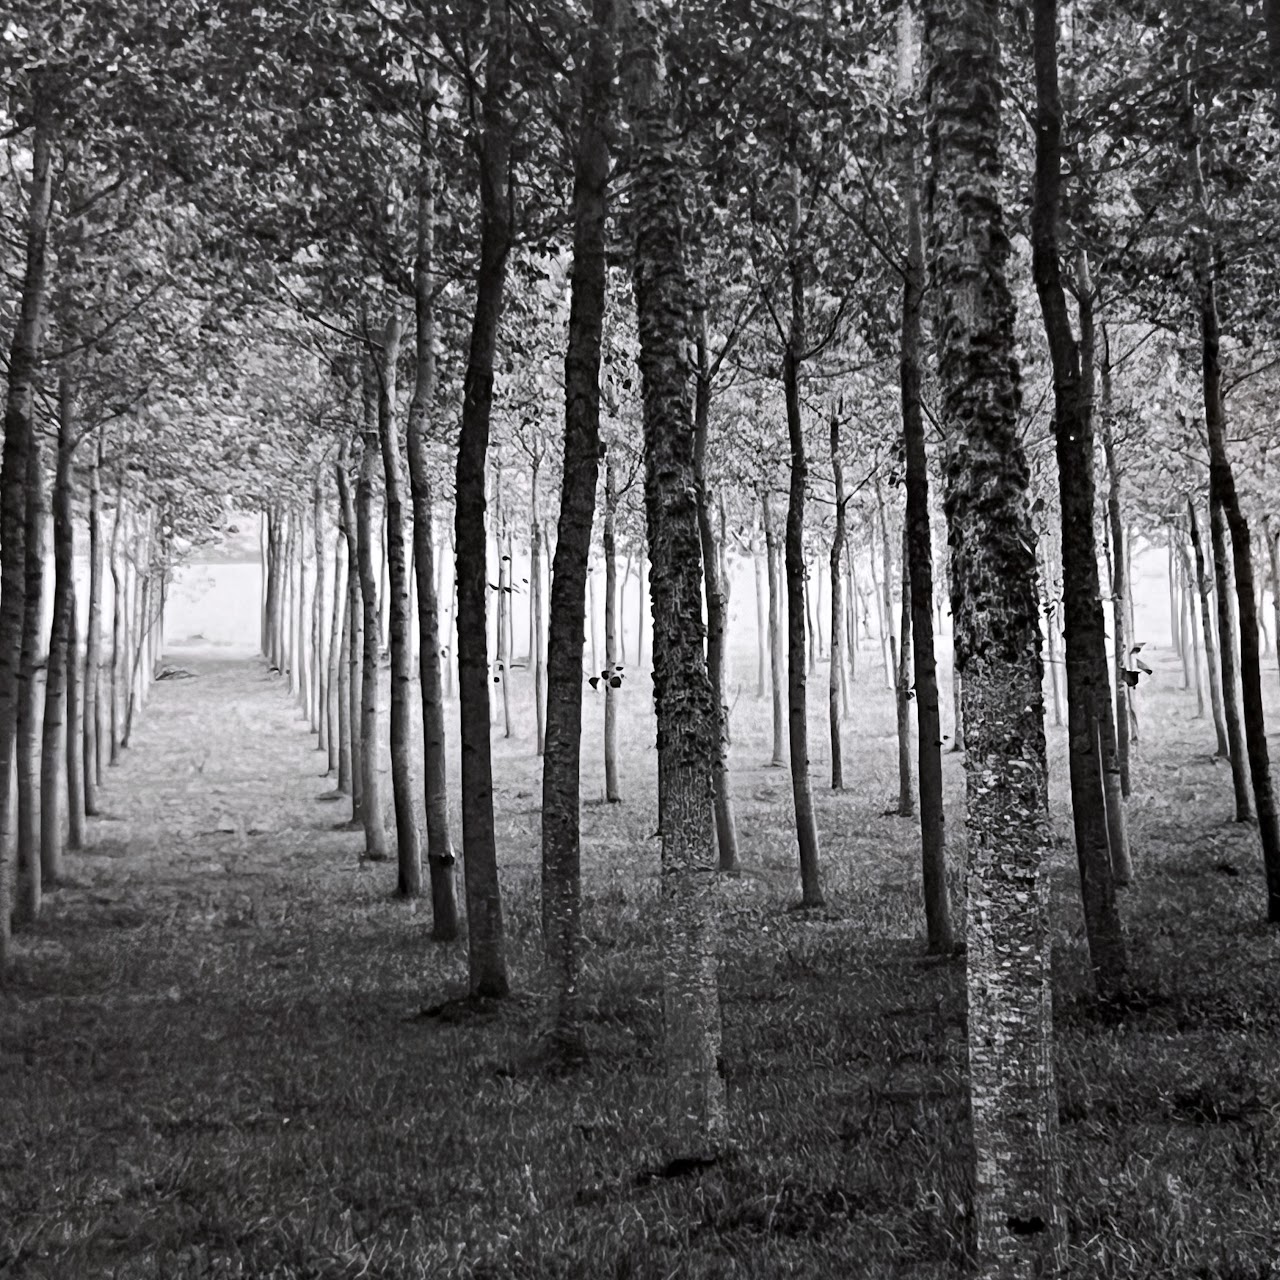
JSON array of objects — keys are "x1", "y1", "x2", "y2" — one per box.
[
  {"x1": 1029, "y1": 0, "x2": 1129, "y2": 998},
  {"x1": 923, "y1": 0, "x2": 1066, "y2": 1269},
  {"x1": 407, "y1": 81, "x2": 459, "y2": 938},
  {"x1": 0, "y1": 104, "x2": 51, "y2": 969},
  {"x1": 454, "y1": 0, "x2": 513, "y2": 998},
  {"x1": 541, "y1": 0, "x2": 613, "y2": 1058},
  {"x1": 627, "y1": 0, "x2": 726, "y2": 1162}
]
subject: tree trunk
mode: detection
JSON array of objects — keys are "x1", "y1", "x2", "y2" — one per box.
[
  {"x1": 694, "y1": 308, "x2": 738, "y2": 872},
  {"x1": 829, "y1": 413, "x2": 846, "y2": 791},
  {"x1": 312, "y1": 477, "x2": 326, "y2": 745},
  {"x1": 636, "y1": 554, "x2": 647, "y2": 669},
  {"x1": 1211, "y1": 497, "x2": 1252, "y2": 822},
  {"x1": 1041, "y1": 545, "x2": 1064, "y2": 729},
  {"x1": 494, "y1": 473, "x2": 512, "y2": 739},
  {"x1": 83, "y1": 443, "x2": 104, "y2": 809},
  {"x1": 357, "y1": 363, "x2": 389, "y2": 862},
  {"x1": 761, "y1": 488, "x2": 787, "y2": 767},
  {"x1": 1268, "y1": 517, "x2": 1280, "y2": 688},
  {"x1": 1168, "y1": 529, "x2": 1182, "y2": 657},
  {"x1": 329, "y1": 532, "x2": 347, "y2": 786},
  {"x1": 0, "y1": 105, "x2": 52, "y2": 967},
  {"x1": 337, "y1": 560, "x2": 353, "y2": 798},
  {"x1": 603, "y1": 460, "x2": 621, "y2": 802},
  {"x1": 338, "y1": 446, "x2": 364, "y2": 826},
  {"x1": 1182, "y1": 551, "x2": 1204, "y2": 714},
  {"x1": 923, "y1": 0, "x2": 1066, "y2": 1266},
  {"x1": 782, "y1": 180, "x2": 824, "y2": 910},
  {"x1": 406, "y1": 84, "x2": 460, "y2": 938},
  {"x1": 1193, "y1": 165, "x2": 1280, "y2": 915},
  {"x1": 1188, "y1": 501, "x2": 1232, "y2": 758},
  {"x1": 900, "y1": 152, "x2": 954, "y2": 953},
  {"x1": 1099, "y1": 369, "x2": 1132, "y2": 800},
  {"x1": 1029, "y1": 0, "x2": 1130, "y2": 993},
  {"x1": 806, "y1": 556, "x2": 818, "y2": 676},
  {"x1": 454, "y1": 3, "x2": 513, "y2": 998},
  {"x1": 542, "y1": 0, "x2": 613, "y2": 1057},
  {"x1": 875, "y1": 480, "x2": 896, "y2": 690},
  {"x1": 895, "y1": 529, "x2": 914, "y2": 818},
  {"x1": 375, "y1": 314, "x2": 422, "y2": 896},
  {"x1": 530, "y1": 457, "x2": 545, "y2": 755},
  {"x1": 17, "y1": 420, "x2": 48, "y2": 922},
  {"x1": 755, "y1": 549, "x2": 767, "y2": 699},
  {"x1": 627, "y1": 0, "x2": 727, "y2": 1158}
]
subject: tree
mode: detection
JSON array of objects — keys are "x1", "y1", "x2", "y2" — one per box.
[{"x1": 923, "y1": 0, "x2": 1065, "y2": 1269}]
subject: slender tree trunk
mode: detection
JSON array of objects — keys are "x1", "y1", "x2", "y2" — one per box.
[
  {"x1": 312, "y1": 477, "x2": 326, "y2": 745},
  {"x1": 829, "y1": 414, "x2": 846, "y2": 792},
  {"x1": 603, "y1": 461, "x2": 621, "y2": 802},
  {"x1": 542, "y1": 0, "x2": 613, "y2": 1057},
  {"x1": 1168, "y1": 529, "x2": 1182, "y2": 657},
  {"x1": 636, "y1": 554, "x2": 647, "y2": 669},
  {"x1": 108, "y1": 486, "x2": 124, "y2": 767},
  {"x1": 1178, "y1": 544, "x2": 1194, "y2": 691},
  {"x1": 17, "y1": 419, "x2": 48, "y2": 922},
  {"x1": 694, "y1": 308, "x2": 738, "y2": 871},
  {"x1": 338, "y1": 446, "x2": 364, "y2": 826},
  {"x1": 406, "y1": 84, "x2": 460, "y2": 938},
  {"x1": 357, "y1": 362, "x2": 389, "y2": 862},
  {"x1": 895, "y1": 529, "x2": 914, "y2": 817},
  {"x1": 66, "y1": 568, "x2": 83, "y2": 853},
  {"x1": 530, "y1": 456, "x2": 545, "y2": 755},
  {"x1": 782, "y1": 176, "x2": 824, "y2": 910},
  {"x1": 329, "y1": 533, "x2": 347, "y2": 785},
  {"x1": 900, "y1": 142, "x2": 955, "y2": 952},
  {"x1": 875, "y1": 481, "x2": 896, "y2": 690},
  {"x1": 1182, "y1": 553, "x2": 1204, "y2": 713},
  {"x1": 85, "y1": 445, "x2": 104, "y2": 799},
  {"x1": 494, "y1": 473, "x2": 512, "y2": 739},
  {"x1": 1099, "y1": 369, "x2": 1132, "y2": 799},
  {"x1": 1210, "y1": 497, "x2": 1252, "y2": 822},
  {"x1": 755, "y1": 549, "x2": 767, "y2": 699},
  {"x1": 1268, "y1": 517, "x2": 1280, "y2": 688},
  {"x1": 1189, "y1": 501, "x2": 1232, "y2": 758},
  {"x1": 627, "y1": 0, "x2": 727, "y2": 1157},
  {"x1": 454, "y1": 3, "x2": 513, "y2": 998},
  {"x1": 375, "y1": 315, "x2": 422, "y2": 896},
  {"x1": 1029, "y1": 0, "x2": 1130, "y2": 991},
  {"x1": 0, "y1": 107, "x2": 52, "y2": 966},
  {"x1": 806, "y1": 556, "x2": 818, "y2": 676},
  {"x1": 1041, "y1": 545, "x2": 1064, "y2": 728},
  {"x1": 337, "y1": 565, "x2": 353, "y2": 798},
  {"x1": 923, "y1": 0, "x2": 1066, "y2": 1266},
  {"x1": 761, "y1": 488, "x2": 787, "y2": 767},
  {"x1": 1193, "y1": 147, "x2": 1280, "y2": 911}
]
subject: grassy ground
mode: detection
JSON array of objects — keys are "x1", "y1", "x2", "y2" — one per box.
[{"x1": 2, "y1": 638, "x2": 1279, "y2": 1278}]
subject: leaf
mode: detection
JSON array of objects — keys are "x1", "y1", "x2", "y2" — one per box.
[
  {"x1": 588, "y1": 676, "x2": 600, "y2": 690},
  {"x1": 1122, "y1": 669, "x2": 1141, "y2": 687}
]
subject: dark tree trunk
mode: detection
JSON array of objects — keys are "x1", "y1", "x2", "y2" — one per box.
[
  {"x1": 782, "y1": 222, "x2": 824, "y2": 908},
  {"x1": 1210, "y1": 496, "x2": 1252, "y2": 822},
  {"x1": 454, "y1": 3, "x2": 514, "y2": 998},
  {"x1": 694, "y1": 312, "x2": 738, "y2": 872},
  {"x1": 541, "y1": 0, "x2": 613, "y2": 1058},
  {"x1": 0, "y1": 102, "x2": 51, "y2": 969},
  {"x1": 901, "y1": 175, "x2": 954, "y2": 952},
  {"x1": 1029, "y1": 0, "x2": 1129, "y2": 996},
  {"x1": 603, "y1": 460, "x2": 621, "y2": 801},
  {"x1": 895, "y1": 530, "x2": 914, "y2": 818},
  {"x1": 829, "y1": 412, "x2": 846, "y2": 792},
  {"x1": 923, "y1": 0, "x2": 1066, "y2": 1265},
  {"x1": 1188, "y1": 501, "x2": 1232, "y2": 757}
]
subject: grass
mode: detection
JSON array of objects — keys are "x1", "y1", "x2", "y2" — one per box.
[{"x1": 2, "y1": 629, "x2": 1280, "y2": 1278}]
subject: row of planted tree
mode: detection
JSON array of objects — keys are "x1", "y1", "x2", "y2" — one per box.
[{"x1": 7, "y1": 0, "x2": 1280, "y2": 1273}]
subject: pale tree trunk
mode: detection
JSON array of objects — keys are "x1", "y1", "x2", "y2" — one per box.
[
  {"x1": 357, "y1": 364, "x2": 389, "y2": 863},
  {"x1": 627, "y1": 0, "x2": 726, "y2": 1162},
  {"x1": 406, "y1": 82, "x2": 460, "y2": 937},
  {"x1": 781, "y1": 167, "x2": 823, "y2": 910},
  {"x1": 895, "y1": 530, "x2": 914, "y2": 818},
  {"x1": 0, "y1": 99, "x2": 51, "y2": 970},
  {"x1": 755, "y1": 549, "x2": 767, "y2": 699},
  {"x1": 1182, "y1": 554, "x2": 1203, "y2": 712},
  {"x1": 761, "y1": 488, "x2": 786, "y2": 767},
  {"x1": 806, "y1": 555, "x2": 818, "y2": 676},
  {"x1": 108, "y1": 485, "x2": 124, "y2": 766},
  {"x1": 329, "y1": 532, "x2": 347, "y2": 785},
  {"x1": 1099, "y1": 372, "x2": 1132, "y2": 799},
  {"x1": 1168, "y1": 528, "x2": 1182, "y2": 657},
  {"x1": 17, "y1": 417, "x2": 48, "y2": 922},
  {"x1": 66, "y1": 567, "x2": 83, "y2": 852},
  {"x1": 587, "y1": 561, "x2": 598, "y2": 679},
  {"x1": 338, "y1": 444, "x2": 364, "y2": 827},
  {"x1": 260, "y1": 509, "x2": 269, "y2": 656},
  {"x1": 1041, "y1": 545, "x2": 1064, "y2": 729},
  {"x1": 1188, "y1": 501, "x2": 1232, "y2": 758},
  {"x1": 923, "y1": 0, "x2": 1066, "y2": 1267},
  {"x1": 829, "y1": 412, "x2": 846, "y2": 792},
  {"x1": 312, "y1": 475, "x2": 326, "y2": 745},
  {"x1": 1178, "y1": 544, "x2": 1194, "y2": 691},
  {"x1": 493, "y1": 471, "x2": 513, "y2": 739},
  {"x1": 296, "y1": 506, "x2": 309, "y2": 716},
  {"x1": 542, "y1": 0, "x2": 613, "y2": 1058},
  {"x1": 603, "y1": 459, "x2": 621, "y2": 802},
  {"x1": 694, "y1": 307, "x2": 738, "y2": 871},
  {"x1": 1268, "y1": 517, "x2": 1280, "y2": 687},
  {"x1": 1030, "y1": 0, "x2": 1130, "y2": 991},
  {"x1": 375, "y1": 314, "x2": 422, "y2": 896},
  {"x1": 636, "y1": 555, "x2": 647, "y2": 668},
  {"x1": 1210, "y1": 497, "x2": 1252, "y2": 822},
  {"x1": 84, "y1": 442, "x2": 104, "y2": 803},
  {"x1": 454, "y1": 2, "x2": 513, "y2": 998},
  {"x1": 873, "y1": 488, "x2": 895, "y2": 689},
  {"x1": 530, "y1": 455, "x2": 545, "y2": 756}
]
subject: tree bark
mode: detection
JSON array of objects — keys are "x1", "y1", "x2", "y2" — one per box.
[
  {"x1": 603, "y1": 460, "x2": 621, "y2": 801},
  {"x1": 83, "y1": 443, "x2": 104, "y2": 808},
  {"x1": 829, "y1": 412, "x2": 846, "y2": 792},
  {"x1": 1210, "y1": 497, "x2": 1252, "y2": 822},
  {"x1": 0, "y1": 102, "x2": 52, "y2": 968},
  {"x1": 454, "y1": 2, "x2": 513, "y2": 998},
  {"x1": 530, "y1": 456, "x2": 545, "y2": 755},
  {"x1": 1268, "y1": 517, "x2": 1280, "y2": 688},
  {"x1": 357, "y1": 363, "x2": 389, "y2": 862},
  {"x1": 1099, "y1": 366, "x2": 1132, "y2": 799},
  {"x1": 312, "y1": 476, "x2": 326, "y2": 745},
  {"x1": 782, "y1": 204, "x2": 824, "y2": 908},
  {"x1": 406, "y1": 82, "x2": 460, "y2": 937},
  {"x1": 1029, "y1": 0, "x2": 1130, "y2": 994},
  {"x1": 330, "y1": 531, "x2": 348, "y2": 788},
  {"x1": 755, "y1": 549, "x2": 767, "y2": 699},
  {"x1": 895, "y1": 528, "x2": 914, "y2": 818},
  {"x1": 694, "y1": 309, "x2": 738, "y2": 872},
  {"x1": 1188, "y1": 501, "x2": 1232, "y2": 758},
  {"x1": 542, "y1": 0, "x2": 613, "y2": 1058},
  {"x1": 337, "y1": 445, "x2": 364, "y2": 826},
  {"x1": 375, "y1": 314, "x2": 422, "y2": 896},
  {"x1": 923, "y1": 0, "x2": 1066, "y2": 1266},
  {"x1": 627, "y1": 0, "x2": 727, "y2": 1161},
  {"x1": 761, "y1": 488, "x2": 787, "y2": 768}
]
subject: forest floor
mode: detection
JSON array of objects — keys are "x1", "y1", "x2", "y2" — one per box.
[{"x1": 2, "y1": 645, "x2": 1280, "y2": 1278}]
